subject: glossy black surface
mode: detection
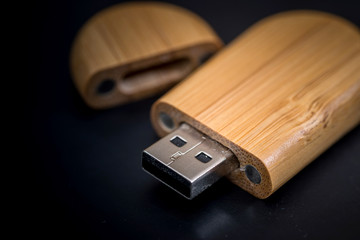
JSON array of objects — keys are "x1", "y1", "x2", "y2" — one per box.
[{"x1": 25, "y1": 0, "x2": 360, "y2": 239}]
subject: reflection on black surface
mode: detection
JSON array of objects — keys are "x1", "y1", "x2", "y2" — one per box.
[{"x1": 194, "y1": 208, "x2": 233, "y2": 239}]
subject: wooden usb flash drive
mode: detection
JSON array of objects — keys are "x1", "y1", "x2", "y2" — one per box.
[
  {"x1": 70, "y1": 2, "x2": 222, "y2": 109},
  {"x1": 142, "y1": 11, "x2": 360, "y2": 199}
]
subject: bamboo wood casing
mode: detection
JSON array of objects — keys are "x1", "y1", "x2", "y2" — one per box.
[
  {"x1": 151, "y1": 11, "x2": 360, "y2": 199},
  {"x1": 70, "y1": 2, "x2": 222, "y2": 108}
]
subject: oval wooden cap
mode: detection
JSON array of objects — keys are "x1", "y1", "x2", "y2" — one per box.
[{"x1": 70, "y1": 2, "x2": 223, "y2": 109}]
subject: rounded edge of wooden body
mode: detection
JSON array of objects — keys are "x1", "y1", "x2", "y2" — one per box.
[
  {"x1": 150, "y1": 11, "x2": 360, "y2": 198},
  {"x1": 70, "y1": 2, "x2": 223, "y2": 109}
]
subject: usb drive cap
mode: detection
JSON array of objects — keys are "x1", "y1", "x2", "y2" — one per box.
[{"x1": 142, "y1": 123, "x2": 238, "y2": 199}]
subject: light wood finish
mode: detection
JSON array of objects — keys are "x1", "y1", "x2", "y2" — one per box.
[
  {"x1": 70, "y1": 2, "x2": 222, "y2": 109},
  {"x1": 151, "y1": 11, "x2": 360, "y2": 198}
]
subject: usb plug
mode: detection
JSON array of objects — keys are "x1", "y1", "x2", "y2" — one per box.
[{"x1": 142, "y1": 123, "x2": 238, "y2": 199}]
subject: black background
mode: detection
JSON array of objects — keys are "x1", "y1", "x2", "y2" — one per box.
[{"x1": 24, "y1": 0, "x2": 360, "y2": 239}]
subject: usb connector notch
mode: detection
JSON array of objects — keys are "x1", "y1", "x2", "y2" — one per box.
[{"x1": 142, "y1": 123, "x2": 238, "y2": 199}]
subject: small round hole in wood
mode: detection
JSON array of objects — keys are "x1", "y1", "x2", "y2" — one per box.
[
  {"x1": 97, "y1": 79, "x2": 115, "y2": 95},
  {"x1": 159, "y1": 112, "x2": 174, "y2": 131},
  {"x1": 245, "y1": 165, "x2": 261, "y2": 184}
]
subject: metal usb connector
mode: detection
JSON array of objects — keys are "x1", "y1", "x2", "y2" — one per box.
[{"x1": 142, "y1": 123, "x2": 238, "y2": 199}]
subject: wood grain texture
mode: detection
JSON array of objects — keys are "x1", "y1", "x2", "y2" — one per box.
[
  {"x1": 151, "y1": 11, "x2": 360, "y2": 198},
  {"x1": 70, "y1": 2, "x2": 222, "y2": 108}
]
